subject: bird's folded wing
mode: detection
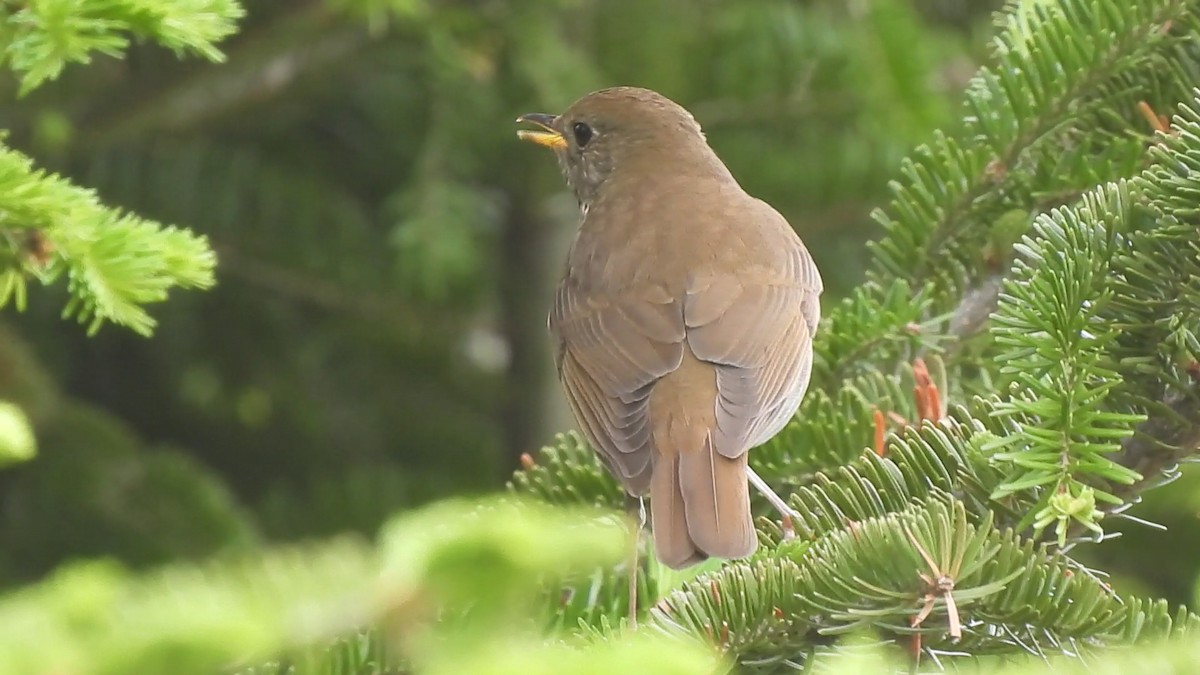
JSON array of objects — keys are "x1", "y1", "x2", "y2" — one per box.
[
  {"x1": 684, "y1": 245, "x2": 822, "y2": 458},
  {"x1": 550, "y1": 281, "x2": 685, "y2": 494}
]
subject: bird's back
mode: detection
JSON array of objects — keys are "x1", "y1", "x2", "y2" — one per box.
[{"x1": 565, "y1": 173, "x2": 809, "y2": 300}]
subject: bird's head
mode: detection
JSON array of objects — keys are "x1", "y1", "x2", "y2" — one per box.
[{"x1": 516, "y1": 87, "x2": 723, "y2": 209}]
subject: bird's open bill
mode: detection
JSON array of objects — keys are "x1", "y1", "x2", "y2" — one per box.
[{"x1": 515, "y1": 113, "x2": 567, "y2": 149}]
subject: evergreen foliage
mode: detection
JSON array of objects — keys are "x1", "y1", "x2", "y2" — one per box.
[
  {"x1": 509, "y1": 0, "x2": 1200, "y2": 669},
  {"x1": 2, "y1": 0, "x2": 1200, "y2": 674},
  {"x1": 0, "y1": 0, "x2": 231, "y2": 335},
  {"x1": 1, "y1": 0, "x2": 243, "y2": 93}
]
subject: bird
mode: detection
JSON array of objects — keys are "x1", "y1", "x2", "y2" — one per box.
[{"x1": 516, "y1": 86, "x2": 822, "y2": 571}]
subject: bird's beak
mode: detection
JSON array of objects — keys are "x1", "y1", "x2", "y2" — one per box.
[{"x1": 515, "y1": 113, "x2": 566, "y2": 150}]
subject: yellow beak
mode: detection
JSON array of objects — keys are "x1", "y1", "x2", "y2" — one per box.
[{"x1": 515, "y1": 113, "x2": 566, "y2": 150}]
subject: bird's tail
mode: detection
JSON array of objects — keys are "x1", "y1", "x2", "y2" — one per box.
[{"x1": 650, "y1": 422, "x2": 756, "y2": 569}]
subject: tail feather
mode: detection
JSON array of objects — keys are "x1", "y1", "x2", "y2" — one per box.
[
  {"x1": 677, "y1": 437, "x2": 756, "y2": 560},
  {"x1": 648, "y1": 348, "x2": 758, "y2": 569},
  {"x1": 650, "y1": 421, "x2": 756, "y2": 569},
  {"x1": 650, "y1": 451, "x2": 705, "y2": 569}
]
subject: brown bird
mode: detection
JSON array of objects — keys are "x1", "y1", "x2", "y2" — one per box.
[{"x1": 517, "y1": 87, "x2": 822, "y2": 570}]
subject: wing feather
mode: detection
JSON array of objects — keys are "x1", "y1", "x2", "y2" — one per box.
[
  {"x1": 551, "y1": 282, "x2": 684, "y2": 495},
  {"x1": 685, "y1": 244, "x2": 821, "y2": 459}
]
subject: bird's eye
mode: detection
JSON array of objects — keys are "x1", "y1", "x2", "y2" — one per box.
[{"x1": 572, "y1": 122, "x2": 594, "y2": 147}]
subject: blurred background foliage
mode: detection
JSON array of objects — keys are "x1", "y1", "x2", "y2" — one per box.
[{"x1": 0, "y1": 0, "x2": 1196, "y2": 612}]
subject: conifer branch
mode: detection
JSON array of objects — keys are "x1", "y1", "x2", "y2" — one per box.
[
  {"x1": 1110, "y1": 386, "x2": 1200, "y2": 499},
  {"x1": 648, "y1": 499, "x2": 1198, "y2": 668},
  {"x1": 1, "y1": 0, "x2": 244, "y2": 94},
  {"x1": 989, "y1": 181, "x2": 1146, "y2": 542},
  {"x1": 1098, "y1": 91, "x2": 1200, "y2": 501},
  {"x1": 870, "y1": 0, "x2": 1195, "y2": 305},
  {"x1": 0, "y1": 144, "x2": 215, "y2": 335},
  {"x1": 810, "y1": 280, "x2": 940, "y2": 388}
]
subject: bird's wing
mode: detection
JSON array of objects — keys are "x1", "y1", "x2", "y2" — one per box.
[
  {"x1": 684, "y1": 240, "x2": 822, "y2": 458},
  {"x1": 550, "y1": 280, "x2": 685, "y2": 495}
]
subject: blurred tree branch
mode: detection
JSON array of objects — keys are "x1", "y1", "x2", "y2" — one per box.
[
  {"x1": 77, "y1": 2, "x2": 371, "y2": 147},
  {"x1": 211, "y1": 244, "x2": 459, "y2": 347}
]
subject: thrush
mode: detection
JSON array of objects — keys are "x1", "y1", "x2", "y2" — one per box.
[{"x1": 517, "y1": 87, "x2": 823, "y2": 570}]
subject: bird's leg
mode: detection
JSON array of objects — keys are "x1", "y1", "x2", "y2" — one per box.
[
  {"x1": 745, "y1": 466, "x2": 797, "y2": 540},
  {"x1": 625, "y1": 494, "x2": 646, "y2": 628}
]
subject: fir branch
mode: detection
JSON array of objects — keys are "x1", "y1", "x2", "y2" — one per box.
[
  {"x1": 762, "y1": 401, "x2": 1021, "y2": 542},
  {"x1": 870, "y1": 0, "x2": 1195, "y2": 305},
  {"x1": 235, "y1": 630, "x2": 401, "y2": 675},
  {"x1": 1109, "y1": 387, "x2": 1200, "y2": 500},
  {"x1": 0, "y1": 537, "x2": 382, "y2": 675},
  {"x1": 1, "y1": 0, "x2": 245, "y2": 94},
  {"x1": 810, "y1": 279, "x2": 943, "y2": 389},
  {"x1": 989, "y1": 182, "x2": 1145, "y2": 543},
  {"x1": 0, "y1": 498, "x2": 646, "y2": 675},
  {"x1": 0, "y1": 144, "x2": 216, "y2": 335},
  {"x1": 72, "y1": 138, "x2": 465, "y2": 347},
  {"x1": 994, "y1": 632, "x2": 1200, "y2": 675},
  {"x1": 649, "y1": 499, "x2": 1199, "y2": 669},
  {"x1": 1096, "y1": 91, "x2": 1200, "y2": 500},
  {"x1": 508, "y1": 432, "x2": 625, "y2": 511},
  {"x1": 752, "y1": 366, "x2": 933, "y2": 484}
]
